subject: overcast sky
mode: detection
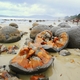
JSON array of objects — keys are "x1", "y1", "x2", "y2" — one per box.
[{"x1": 0, "y1": 0, "x2": 80, "y2": 17}]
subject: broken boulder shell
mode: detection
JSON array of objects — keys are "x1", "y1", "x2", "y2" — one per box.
[
  {"x1": 0, "y1": 69, "x2": 21, "y2": 80},
  {"x1": 54, "y1": 32, "x2": 69, "y2": 51},
  {"x1": 9, "y1": 46, "x2": 53, "y2": 74},
  {"x1": 30, "y1": 74, "x2": 49, "y2": 80},
  {"x1": 43, "y1": 32, "x2": 69, "y2": 52},
  {"x1": 35, "y1": 30, "x2": 52, "y2": 43},
  {"x1": 34, "y1": 30, "x2": 69, "y2": 52}
]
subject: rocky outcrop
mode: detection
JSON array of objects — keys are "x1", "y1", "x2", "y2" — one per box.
[{"x1": 0, "y1": 26, "x2": 21, "y2": 43}]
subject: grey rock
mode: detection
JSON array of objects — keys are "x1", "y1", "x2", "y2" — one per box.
[
  {"x1": 58, "y1": 22, "x2": 71, "y2": 28},
  {"x1": 55, "y1": 26, "x2": 80, "y2": 48},
  {"x1": 7, "y1": 50, "x2": 16, "y2": 54},
  {"x1": 51, "y1": 22, "x2": 71, "y2": 36},
  {"x1": 9, "y1": 23, "x2": 18, "y2": 28},
  {"x1": 55, "y1": 28, "x2": 70, "y2": 36},
  {"x1": 30, "y1": 24, "x2": 52, "y2": 39},
  {"x1": 0, "y1": 26, "x2": 21, "y2": 43},
  {"x1": 24, "y1": 38, "x2": 34, "y2": 45},
  {"x1": 51, "y1": 26, "x2": 61, "y2": 35},
  {"x1": 20, "y1": 31, "x2": 28, "y2": 36},
  {"x1": 59, "y1": 50, "x2": 71, "y2": 56},
  {"x1": 1, "y1": 45, "x2": 8, "y2": 52},
  {"x1": 67, "y1": 27, "x2": 80, "y2": 48}
]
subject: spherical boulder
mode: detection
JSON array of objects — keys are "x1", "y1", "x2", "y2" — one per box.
[
  {"x1": 30, "y1": 24, "x2": 52, "y2": 39},
  {"x1": 51, "y1": 22, "x2": 71, "y2": 36},
  {"x1": 0, "y1": 26, "x2": 21, "y2": 43},
  {"x1": 55, "y1": 26, "x2": 80, "y2": 48},
  {"x1": 55, "y1": 28, "x2": 70, "y2": 36},
  {"x1": 32, "y1": 22, "x2": 39, "y2": 27},
  {"x1": 67, "y1": 27, "x2": 80, "y2": 48},
  {"x1": 9, "y1": 23, "x2": 18, "y2": 28},
  {"x1": 51, "y1": 26, "x2": 61, "y2": 35},
  {"x1": 29, "y1": 22, "x2": 39, "y2": 30},
  {"x1": 58, "y1": 22, "x2": 71, "y2": 28}
]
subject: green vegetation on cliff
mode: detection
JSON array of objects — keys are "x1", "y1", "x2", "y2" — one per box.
[{"x1": 65, "y1": 13, "x2": 80, "y2": 20}]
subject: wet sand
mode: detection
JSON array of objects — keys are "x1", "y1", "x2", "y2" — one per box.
[{"x1": 0, "y1": 19, "x2": 80, "y2": 80}]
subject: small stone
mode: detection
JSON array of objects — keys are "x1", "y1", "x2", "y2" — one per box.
[{"x1": 59, "y1": 50, "x2": 71, "y2": 56}]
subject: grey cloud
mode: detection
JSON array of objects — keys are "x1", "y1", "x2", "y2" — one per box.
[
  {"x1": 0, "y1": 0, "x2": 38, "y2": 4},
  {"x1": 0, "y1": 0, "x2": 80, "y2": 17}
]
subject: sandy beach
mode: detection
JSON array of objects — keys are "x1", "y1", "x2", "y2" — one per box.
[{"x1": 0, "y1": 19, "x2": 80, "y2": 80}]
